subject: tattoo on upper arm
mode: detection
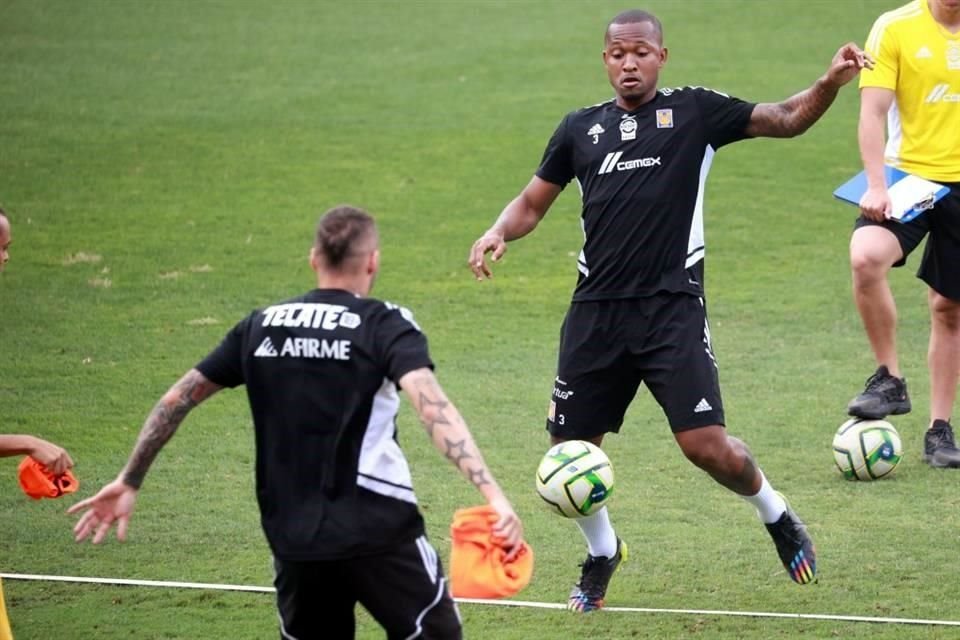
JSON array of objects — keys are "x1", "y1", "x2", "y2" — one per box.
[
  {"x1": 417, "y1": 391, "x2": 452, "y2": 437},
  {"x1": 409, "y1": 372, "x2": 453, "y2": 436},
  {"x1": 123, "y1": 370, "x2": 220, "y2": 489},
  {"x1": 747, "y1": 103, "x2": 793, "y2": 137}
]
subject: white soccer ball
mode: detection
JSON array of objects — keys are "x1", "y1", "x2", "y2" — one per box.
[
  {"x1": 535, "y1": 440, "x2": 614, "y2": 518},
  {"x1": 832, "y1": 418, "x2": 903, "y2": 481}
]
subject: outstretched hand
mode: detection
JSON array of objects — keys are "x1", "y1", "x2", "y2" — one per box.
[
  {"x1": 468, "y1": 231, "x2": 507, "y2": 280},
  {"x1": 67, "y1": 478, "x2": 138, "y2": 544},
  {"x1": 824, "y1": 43, "x2": 874, "y2": 89}
]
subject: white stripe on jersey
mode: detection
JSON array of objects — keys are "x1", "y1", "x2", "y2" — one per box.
[
  {"x1": 885, "y1": 98, "x2": 904, "y2": 167},
  {"x1": 865, "y1": 1, "x2": 921, "y2": 55},
  {"x1": 685, "y1": 145, "x2": 715, "y2": 270},
  {"x1": 356, "y1": 378, "x2": 417, "y2": 504},
  {"x1": 576, "y1": 215, "x2": 590, "y2": 277}
]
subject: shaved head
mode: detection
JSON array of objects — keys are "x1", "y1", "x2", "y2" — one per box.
[
  {"x1": 606, "y1": 9, "x2": 663, "y2": 44},
  {"x1": 313, "y1": 205, "x2": 378, "y2": 272}
]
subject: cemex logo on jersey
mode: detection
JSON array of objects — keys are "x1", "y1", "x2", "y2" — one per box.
[
  {"x1": 597, "y1": 152, "x2": 662, "y2": 175},
  {"x1": 925, "y1": 83, "x2": 960, "y2": 103}
]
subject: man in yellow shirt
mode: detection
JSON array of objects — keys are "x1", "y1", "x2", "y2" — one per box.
[{"x1": 847, "y1": 0, "x2": 960, "y2": 467}]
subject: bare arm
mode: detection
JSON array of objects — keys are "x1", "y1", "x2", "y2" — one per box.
[
  {"x1": 0, "y1": 434, "x2": 74, "y2": 475},
  {"x1": 857, "y1": 87, "x2": 896, "y2": 220},
  {"x1": 745, "y1": 43, "x2": 872, "y2": 139},
  {"x1": 468, "y1": 176, "x2": 563, "y2": 280},
  {"x1": 68, "y1": 368, "x2": 223, "y2": 544},
  {"x1": 399, "y1": 367, "x2": 522, "y2": 550},
  {"x1": 121, "y1": 369, "x2": 223, "y2": 488}
]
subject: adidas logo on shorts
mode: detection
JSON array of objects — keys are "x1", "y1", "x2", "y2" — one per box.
[{"x1": 694, "y1": 398, "x2": 712, "y2": 413}]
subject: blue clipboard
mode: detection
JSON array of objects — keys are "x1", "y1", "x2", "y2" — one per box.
[{"x1": 834, "y1": 166, "x2": 950, "y2": 223}]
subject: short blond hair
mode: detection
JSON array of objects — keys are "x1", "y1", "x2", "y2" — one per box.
[{"x1": 313, "y1": 205, "x2": 378, "y2": 270}]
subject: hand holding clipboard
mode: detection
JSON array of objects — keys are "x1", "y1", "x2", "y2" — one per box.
[{"x1": 834, "y1": 166, "x2": 950, "y2": 223}]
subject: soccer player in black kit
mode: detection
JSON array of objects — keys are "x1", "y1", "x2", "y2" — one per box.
[
  {"x1": 70, "y1": 206, "x2": 523, "y2": 639},
  {"x1": 469, "y1": 10, "x2": 872, "y2": 612}
]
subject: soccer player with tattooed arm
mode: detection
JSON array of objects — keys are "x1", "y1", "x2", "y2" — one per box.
[
  {"x1": 469, "y1": 9, "x2": 870, "y2": 612},
  {"x1": 69, "y1": 205, "x2": 523, "y2": 640}
]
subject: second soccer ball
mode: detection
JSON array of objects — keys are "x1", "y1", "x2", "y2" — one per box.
[{"x1": 832, "y1": 418, "x2": 903, "y2": 481}]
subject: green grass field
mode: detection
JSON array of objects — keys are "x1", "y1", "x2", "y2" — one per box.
[{"x1": 2, "y1": 1, "x2": 957, "y2": 638}]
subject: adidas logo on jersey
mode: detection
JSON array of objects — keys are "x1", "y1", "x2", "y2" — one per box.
[
  {"x1": 694, "y1": 398, "x2": 713, "y2": 413},
  {"x1": 254, "y1": 337, "x2": 278, "y2": 357},
  {"x1": 587, "y1": 123, "x2": 605, "y2": 144},
  {"x1": 915, "y1": 46, "x2": 932, "y2": 59}
]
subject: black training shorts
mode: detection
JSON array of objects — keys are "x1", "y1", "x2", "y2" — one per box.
[
  {"x1": 546, "y1": 294, "x2": 725, "y2": 439},
  {"x1": 274, "y1": 535, "x2": 461, "y2": 640},
  {"x1": 854, "y1": 182, "x2": 960, "y2": 301}
]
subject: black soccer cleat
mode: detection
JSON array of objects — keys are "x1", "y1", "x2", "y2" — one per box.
[
  {"x1": 847, "y1": 365, "x2": 911, "y2": 419},
  {"x1": 923, "y1": 420, "x2": 960, "y2": 468},
  {"x1": 567, "y1": 538, "x2": 627, "y2": 612},
  {"x1": 765, "y1": 500, "x2": 816, "y2": 585}
]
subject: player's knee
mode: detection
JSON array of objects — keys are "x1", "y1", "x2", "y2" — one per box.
[
  {"x1": 850, "y1": 230, "x2": 899, "y2": 284},
  {"x1": 677, "y1": 437, "x2": 724, "y2": 471},
  {"x1": 929, "y1": 292, "x2": 960, "y2": 333},
  {"x1": 849, "y1": 248, "x2": 889, "y2": 285}
]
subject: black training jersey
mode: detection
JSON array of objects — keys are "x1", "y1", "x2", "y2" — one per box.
[
  {"x1": 196, "y1": 288, "x2": 433, "y2": 561},
  {"x1": 536, "y1": 87, "x2": 756, "y2": 300}
]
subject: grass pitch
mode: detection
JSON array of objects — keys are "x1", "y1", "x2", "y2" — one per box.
[{"x1": 2, "y1": 1, "x2": 956, "y2": 638}]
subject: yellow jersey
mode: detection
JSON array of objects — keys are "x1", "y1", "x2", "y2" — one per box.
[
  {"x1": 860, "y1": 0, "x2": 960, "y2": 182},
  {"x1": 0, "y1": 578, "x2": 12, "y2": 640}
]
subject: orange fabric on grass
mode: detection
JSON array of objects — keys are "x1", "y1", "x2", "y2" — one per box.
[
  {"x1": 17, "y1": 457, "x2": 78, "y2": 500},
  {"x1": 449, "y1": 505, "x2": 533, "y2": 599}
]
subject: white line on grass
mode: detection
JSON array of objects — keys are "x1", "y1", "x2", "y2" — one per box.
[
  {"x1": 4, "y1": 573, "x2": 960, "y2": 627},
  {"x1": 1, "y1": 573, "x2": 274, "y2": 594}
]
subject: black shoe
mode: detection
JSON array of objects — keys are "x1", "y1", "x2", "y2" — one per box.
[
  {"x1": 847, "y1": 365, "x2": 911, "y2": 419},
  {"x1": 923, "y1": 420, "x2": 960, "y2": 468},
  {"x1": 567, "y1": 539, "x2": 627, "y2": 612},
  {"x1": 765, "y1": 498, "x2": 816, "y2": 585}
]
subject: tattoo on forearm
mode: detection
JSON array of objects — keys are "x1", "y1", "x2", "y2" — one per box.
[
  {"x1": 468, "y1": 467, "x2": 491, "y2": 488},
  {"x1": 406, "y1": 369, "x2": 497, "y2": 494},
  {"x1": 417, "y1": 390, "x2": 452, "y2": 437},
  {"x1": 443, "y1": 437, "x2": 473, "y2": 467},
  {"x1": 749, "y1": 81, "x2": 839, "y2": 138},
  {"x1": 123, "y1": 370, "x2": 216, "y2": 489}
]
